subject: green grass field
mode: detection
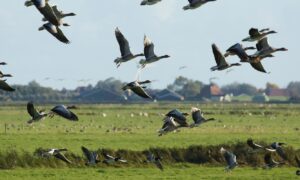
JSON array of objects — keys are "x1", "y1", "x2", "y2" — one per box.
[{"x1": 0, "y1": 103, "x2": 299, "y2": 179}]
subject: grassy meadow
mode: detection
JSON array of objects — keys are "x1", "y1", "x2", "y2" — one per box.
[{"x1": 0, "y1": 103, "x2": 299, "y2": 179}]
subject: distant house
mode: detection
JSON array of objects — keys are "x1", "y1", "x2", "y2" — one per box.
[
  {"x1": 155, "y1": 89, "x2": 184, "y2": 101},
  {"x1": 266, "y1": 88, "x2": 289, "y2": 97},
  {"x1": 199, "y1": 83, "x2": 223, "y2": 99}
]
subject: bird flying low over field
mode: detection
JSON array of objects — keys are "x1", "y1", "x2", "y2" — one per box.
[
  {"x1": 220, "y1": 147, "x2": 237, "y2": 171},
  {"x1": 27, "y1": 101, "x2": 48, "y2": 124},
  {"x1": 265, "y1": 142, "x2": 287, "y2": 161},
  {"x1": 42, "y1": 148, "x2": 72, "y2": 164},
  {"x1": 81, "y1": 146, "x2": 101, "y2": 165},
  {"x1": 122, "y1": 80, "x2": 153, "y2": 99},
  {"x1": 183, "y1": 0, "x2": 216, "y2": 11},
  {"x1": 114, "y1": 27, "x2": 144, "y2": 68},
  {"x1": 145, "y1": 153, "x2": 163, "y2": 171},
  {"x1": 246, "y1": 139, "x2": 265, "y2": 152},
  {"x1": 140, "y1": 0, "x2": 162, "y2": 6},
  {"x1": 139, "y1": 35, "x2": 170, "y2": 68},
  {"x1": 49, "y1": 105, "x2": 79, "y2": 121},
  {"x1": 102, "y1": 153, "x2": 127, "y2": 164},
  {"x1": 190, "y1": 107, "x2": 215, "y2": 128}
]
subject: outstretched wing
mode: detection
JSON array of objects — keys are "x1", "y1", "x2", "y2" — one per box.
[
  {"x1": 250, "y1": 62, "x2": 267, "y2": 73},
  {"x1": 191, "y1": 107, "x2": 204, "y2": 124},
  {"x1": 115, "y1": 28, "x2": 131, "y2": 57},
  {"x1": 212, "y1": 44, "x2": 227, "y2": 67},
  {"x1": 54, "y1": 152, "x2": 72, "y2": 164},
  {"x1": 131, "y1": 86, "x2": 152, "y2": 99},
  {"x1": 0, "y1": 80, "x2": 15, "y2": 91},
  {"x1": 27, "y1": 102, "x2": 39, "y2": 118},
  {"x1": 256, "y1": 38, "x2": 270, "y2": 51},
  {"x1": 81, "y1": 146, "x2": 94, "y2": 162},
  {"x1": 155, "y1": 159, "x2": 163, "y2": 171},
  {"x1": 144, "y1": 35, "x2": 155, "y2": 59},
  {"x1": 54, "y1": 27, "x2": 70, "y2": 44}
]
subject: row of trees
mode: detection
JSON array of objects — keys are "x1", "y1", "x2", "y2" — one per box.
[{"x1": 0, "y1": 77, "x2": 300, "y2": 103}]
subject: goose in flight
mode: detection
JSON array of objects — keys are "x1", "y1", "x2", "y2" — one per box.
[
  {"x1": 265, "y1": 142, "x2": 287, "y2": 161},
  {"x1": 0, "y1": 80, "x2": 15, "y2": 92},
  {"x1": 103, "y1": 153, "x2": 127, "y2": 164},
  {"x1": 39, "y1": 22, "x2": 70, "y2": 44},
  {"x1": 139, "y1": 35, "x2": 170, "y2": 68},
  {"x1": 264, "y1": 153, "x2": 281, "y2": 169},
  {"x1": 25, "y1": 0, "x2": 63, "y2": 27},
  {"x1": 27, "y1": 101, "x2": 48, "y2": 124},
  {"x1": 165, "y1": 109, "x2": 189, "y2": 127},
  {"x1": 43, "y1": 148, "x2": 72, "y2": 164},
  {"x1": 223, "y1": 43, "x2": 271, "y2": 73},
  {"x1": 249, "y1": 37, "x2": 288, "y2": 63},
  {"x1": 210, "y1": 44, "x2": 241, "y2": 71},
  {"x1": 81, "y1": 146, "x2": 101, "y2": 165},
  {"x1": 158, "y1": 116, "x2": 178, "y2": 136},
  {"x1": 140, "y1": 0, "x2": 162, "y2": 6},
  {"x1": 0, "y1": 62, "x2": 7, "y2": 65},
  {"x1": 114, "y1": 27, "x2": 144, "y2": 68},
  {"x1": 190, "y1": 107, "x2": 215, "y2": 127},
  {"x1": 295, "y1": 156, "x2": 300, "y2": 176},
  {"x1": 122, "y1": 80, "x2": 152, "y2": 99},
  {"x1": 242, "y1": 28, "x2": 277, "y2": 42},
  {"x1": 146, "y1": 153, "x2": 163, "y2": 171},
  {"x1": 220, "y1": 147, "x2": 237, "y2": 171},
  {"x1": 0, "y1": 71, "x2": 13, "y2": 78},
  {"x1": 246, "y1": 139, "x2": 265, "y2": 153},
  {"x1": 49, "y1": 105, "x2": 78, "y2": 121},
  {"x1": 42, "y1": 5, "x2": 76, "y2": 22},
  {"x1": 183, "y1": 0, "x2": 216, "y2": 10}
]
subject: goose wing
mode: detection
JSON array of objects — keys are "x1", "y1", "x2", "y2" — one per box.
[
  {"x1": 226, "y1": 43, "x2": 248, "y2": 61},
  {"x1": 249, "y1": 28, "x2": 260, "y2": 38},
  {"x1": 0, "y1": 80, "x2": 15, "y2": 91},
  {"x1": 276, "y1": 146, "x2": 287, "y2": 161},
  {"x1": 54, "y1": 152, "x2": 72, "y2": 164},
  {"x1": 166, "y1": 109, "x2": 188, "y2": 126},
  {"x1": 144, "y1": 35, "x2": 155, "y2": 59},
  {"x1": 191, "y1": 107, "x2": 204, "y2": 124},
  {"x1": 51, "y1": 5, "x2": 61, "y2": 17},
  {"x1": 131, "y1": 86, "x2": 152, "y2": 99},
  {"x1": 212, "y1": 44, "x2": 228, "y2": 67},
  {"x1": 115, "y1": 28, "x2": 131, "y2": 57},
  {"x1": 40, "y1": 3, "x2": 60, "y2": 26},
  {"x1": 256, "y1": 38, "x2": 270, "y2": 51},
  {"x1": 81, "y1": 146, "x2": 95, "y2": 162},
  {"x1": 224, "y1": 151, "x2": 236, "y2": 167},
  {"x1": 27, "y1": 102, "x2": 40, "y2": 118},
  {"x1": 51, "y1": 105, "x2": 78, "y2": 121},
  {"x1": 54, "y1": 26, "x2": 70, "y2": 44},
  {"x1": 250, "y1": 62, "x2": 267, "y2": 73},
  {"x1": 247, "y1": 139, "x2": 264, "y2": 149},
  {"x1": 155, "y1": 158, "x2": 163, "y2": 171}
]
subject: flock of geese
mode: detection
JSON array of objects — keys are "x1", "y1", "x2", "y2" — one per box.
[{"x1": 0, "y1": 0, "x2": 296, "y2": 175}]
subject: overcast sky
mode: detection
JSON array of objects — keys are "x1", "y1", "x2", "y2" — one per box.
[{"x1": 0, "y1": 0, "x2": 299, "y2": 90}]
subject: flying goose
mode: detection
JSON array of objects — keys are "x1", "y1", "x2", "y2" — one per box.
[
  {"x1": 25, "y1": 0, "x2": 64, "y2": 27},
  {"x1": 122, "y1": 80, "x2": 152, "y2": 99},
  {"x1": 210, "y1": 44, "x2": 241, "y2": 71},
  {"x1": 265, "y1": 142, "x2": 287, "y2": 161},
  {"x1": 0, "y1": 80, "x2": 15, "y2": 92},
  {"x1": 43, "y1": 5, "x2": 76, "y2": 21},
  {"x1": 295, "y1": 156, "x2": 300, "y2": 175},
  {"x1": 27, "y1": 101, "x2": 47, "y2": 124},
  {"x1": 81, "y1": 146, "x2": 101, "y2": 165},
  {"x1": 114, "y1": 27, "x2": 144, "y2": 68},
  {"x1": 0, "y1": 62, "x2": 7, "y2": 65},
  {"x1": 190, "y1": 107, "x2": 215, "y2": 127},
  {"x1": 249, "y1": 37, "x2": 288, "y2": 63},
  {"x1": 158, "y1": 116, "x2": 178, "y2": 136},
  {"x1": 0, "y1": 71, "x2": 13, "y2": 78},
  {"x1": 220, "y1": 147, "x2": 237, "y2": 171},
  {"x1": 103, "y1": 153, "x2": 127, "y2": 164},
  {"x1": 39, "y1": 22, "x2": 70, "y2": 44},
  {"x1": 165, "y1": 109, "x2": 189, "y2": 127},
  {"x1": 49, "y1": 105, "x2": 78, "y2": 121},
  {"x1": 264, "y1": 153, "x2": 281, "y2": 169},
  {"x1": 242, "y1": 28, "x2": 277, "y2": 42},
  {"x1": 139, "y1": 35, "x2": 170, "y2": 68},
  {"x1": 43, "y1": 148, "x2": 72, "y2": 164},
  {"x1": 140, "y1": 0, "x2": 162, "y2": 6},
  {"x1": 183, "y1": 0, "x2": 216, "y2": 10},
  {"x1": 223, "y1": 43, "x2": 271, "y2": 73},
  {"x1": 146, "y1": 153, "x2": 163, "y2": 171}
]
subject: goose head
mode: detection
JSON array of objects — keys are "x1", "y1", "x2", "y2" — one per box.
[{"x1": 276, "y1": 47, "x2": 288, "y2": 52}]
